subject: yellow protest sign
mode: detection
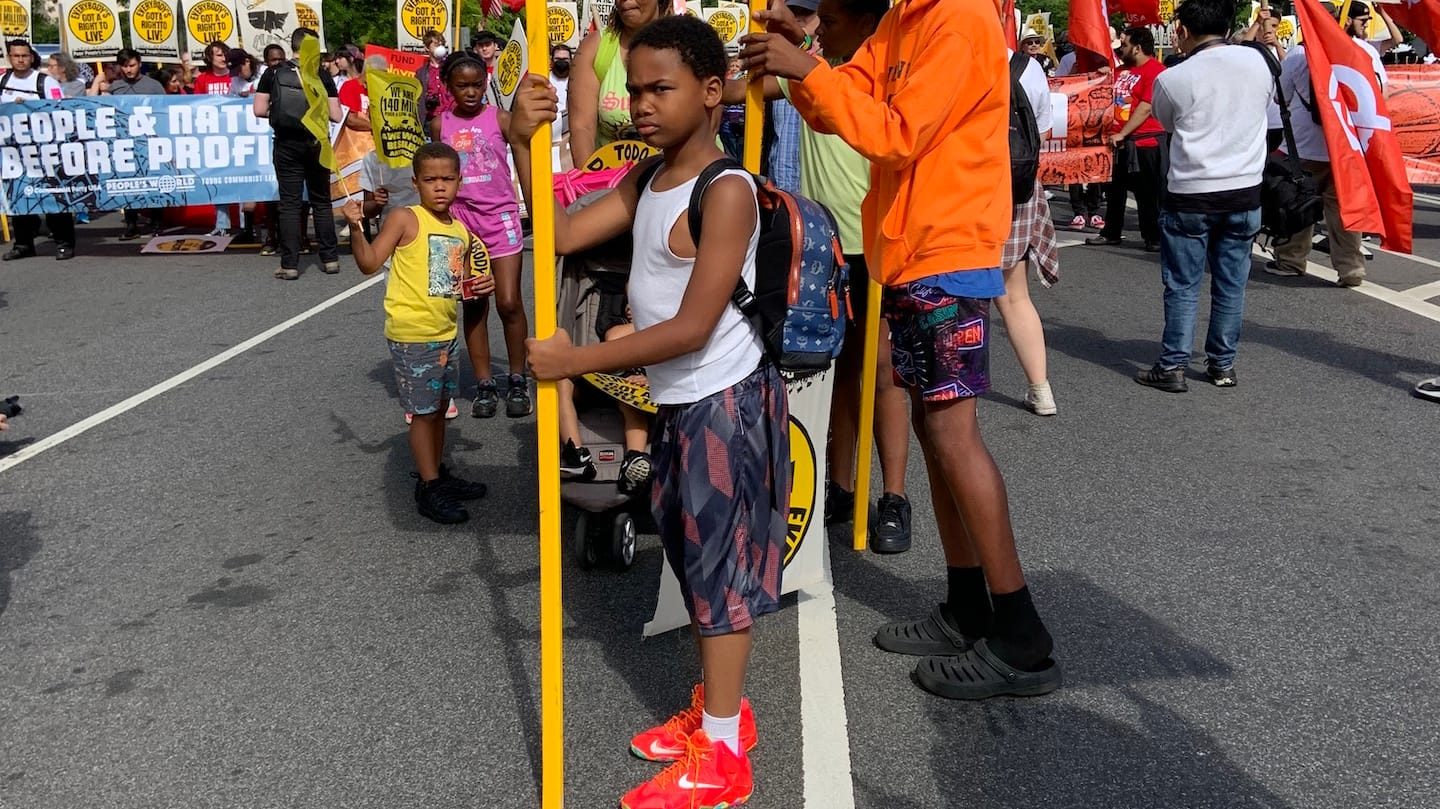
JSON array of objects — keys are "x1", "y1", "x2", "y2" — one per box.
[
  {"x1": 367, "y1": 68, "x2": 426, "y2": 167},
  {"x1": 496, "y1": 18, "x2": 528, "y2": 110},
  {"x1": 130, "y1": 0, "x2": 180, "y2": 60},
  {"x1": 296, "y1": 2, "x2": 325, "y2": 44},
  {"x1": 397, "y1": 0, "x2": 451, "y2": 52},
  {"x1": 0, "y1": 0, "x2": 30, "y2": 39},
  {"x1": 63, "y1": 0, "x2": 123, "y2": 60},
  {"x1": 704, "y1": 4, "x2": 745, "y2": 47},
  {"x1": 547, "y1": 2, "x2": 579, "y2": 48},
  {"x1": 581, "y1": 139, "x2": 654, "y2": 172},
  {"x1": 183, "y1": 0, "x2": 238, "y2": 59}
]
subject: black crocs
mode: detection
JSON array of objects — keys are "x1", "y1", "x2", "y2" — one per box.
[
  {"x1": 873, "y1": 606, "x2": 976, "y2": 656},
  {"x1": 913, "y1": 639, "x2": 1062, "y2": 700}
]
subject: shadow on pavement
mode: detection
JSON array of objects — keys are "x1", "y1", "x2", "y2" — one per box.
[
  {"x1": 1243, "y1": 322, "x2": 1437, "y2": 391},
  {"x1": 1043, "y1": 320, "x2": 1161, "y2": 382},
  {"x1": 0, "y1": 510, "x2": 41, "y2": 618}
]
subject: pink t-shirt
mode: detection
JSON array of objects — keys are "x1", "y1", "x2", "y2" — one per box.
[{"x1": 440, "y1": 106, "x2": 518, "y2": 219}]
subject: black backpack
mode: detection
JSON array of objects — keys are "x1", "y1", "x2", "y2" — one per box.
[
  {"x1": 1242, "y1": 41, "x2": 1324, "y2": 244},
  {"x1": 1008, "y1": 52, "x2": 1042, "y2": 205},
  {"x1": 267, "y1": 61, "x2": 310, "y2": 134}
]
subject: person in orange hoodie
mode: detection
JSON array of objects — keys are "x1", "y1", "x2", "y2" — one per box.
[{"x1": 741, "y1": 0, "x2": 1062, "y2": 700}]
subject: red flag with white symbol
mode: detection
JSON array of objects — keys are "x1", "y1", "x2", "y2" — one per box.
[
  {"x1": 1386, "y1": 0, "x2": 1440, "y2": 57},
  {"x1": 1294, "y1": 0, "x2": 1413, "y2": 252}
]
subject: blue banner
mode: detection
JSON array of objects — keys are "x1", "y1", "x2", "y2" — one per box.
[{"x1": 0, "y1": 95, "x2": 279, "y2": 215}]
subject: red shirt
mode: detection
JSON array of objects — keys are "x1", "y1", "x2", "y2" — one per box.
[
  {"x1": 1112, "y1": 57, "x2": 1166, "y2": 146},
  {"x1": 339, "y1": 79, "x2": 368, "y2": 116},
  {"x1": 192, "y1": 70, "x2": 233, "y2": 96}
]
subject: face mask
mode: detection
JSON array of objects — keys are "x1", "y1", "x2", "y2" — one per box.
[
  {"x1": 432, "y1": 45, "x2": 449, "y2": 59},
  {"x1": 552, "y1": 59, "x2": 570, "y2": 76}
]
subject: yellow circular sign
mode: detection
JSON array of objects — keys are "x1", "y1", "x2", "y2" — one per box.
[
  {"x1": 1158, "y1": 0, "x2": 1175, "y2": 22},
  {"x1": 708, "y1": 10, "x2": 738, "y2": 43},
  {"x1": 295, "y1": 2, "x2": 320, "y2": 32},
  {"x1": 186, "y1": 0, "x2": 234, "y2": 45},
  {"x1": 547, "y1": 6, "x2": 576, "y2": 45},
  {"x1": 1276, "y1": 18, "x2": 1295, "y2": 40},
  {"x1": 131, "y1": 0, "x2": 175, "y2": 45},
  {"x1": 67, "y1": 0, "x2": 116, "y2": 46},
  {"x1": 783, "y1": 416, "x2": 817, "y2": 567},
  {"x1": 0, "y1": 0, "x2": 27, "y2": 37},
  {"x1": 400, "y1": 0, "x2": 448, "y2": 40},
  {"x1": 496, "y1": 38, "x2": 524, "y2": 97},
  {"x1": 683, "y1": 5, "x2": 699, "y2": 17},
  {"x1": 582, "y1": 140, "x2": 655, "y2": 172}
]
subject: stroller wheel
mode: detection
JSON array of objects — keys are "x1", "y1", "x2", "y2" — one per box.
[
  {"x1": 573, "y1": 512, "x2": 599, "y2": 570},
  {"x1": 611, "y1": 512, "x2": 637, "y2": 570}
]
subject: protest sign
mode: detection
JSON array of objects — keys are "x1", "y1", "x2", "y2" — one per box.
[
  {"x1": 238, "y1": 0, "x2": 294, "y2": 53},
  {"x1": 0, "y1": 0, "x2": 31, "y2": 40},
  {"x1": 1038, "y1": 72, "x2": 1115, "y2": 185},
  {"x1": 0, "y1": 96, "x2": 276, "y2": 215},
  {"x1": 142, "y1": 233, "x2": 233, "y2": 253},
  {"x1": 60, "y1": 0, "x2": 124, "y2": 62},
  {"x1": 182, "y1": 0, "x2": 240, "y2": 61},
  {"x1": 547, "y1": 2, "x2": 580, "y2": 48},
  {"x1": 365, "y1": 43, "x2": 429, "y2": 74},
  {"x1": 129, "y1": 0, "x2": 181, "y2": 61},
  {"x1": 496, "y1": 18, "x2": 528, "y2": 110},
  {"x1": 367, "y1": 68, "x2": 426, "y2": 168},
  {"x1": 397, "y1": 0, "x2": 452, "y2": 53},
  {"x1": 704, "y1": 3, "x2": 747, "y2": 49}
]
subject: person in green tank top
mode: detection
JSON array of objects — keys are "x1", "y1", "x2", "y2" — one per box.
[{"x1": 567, "y1": 0, "x2": 673, "y2": 159}]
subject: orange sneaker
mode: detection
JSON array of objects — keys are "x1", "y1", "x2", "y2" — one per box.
[
  {"x1": 620, "y1": 730, "x2": 753, "y2": 809},
  {"x1": 630, "y1": 684, "x2": 757, "y2": 762}
]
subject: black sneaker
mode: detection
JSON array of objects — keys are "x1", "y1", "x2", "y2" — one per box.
[
  {"x1": 472, "y1": 381, "x2": 499, "y2": 418},
  {"x1": 436, "y1": 464, "x2": 488, "y2": 500},
  {"x1": 414, "y1": 477, "x2": 469, "y2": 524},
  {"x1": 560, "y1": 439, "x2": 595, "y2": 479},
  {"x1": 871, "y1": 493, "x2": 912, "y2": 554},
  {"x1": 1134, "y1": 363, "x2": 1188, "y2": 393},
  {"x1": 506, "y1": 374, "x2": 533, "y2": 418},
  {"x1": 1413, "y1": 377, "x2": 1440, "y2": 402},
  {"x1": 1205, "y1": 364, "x2": 1237, "y2": 387},
  {"x1": 617, "y1": 450, "x2": 654, "y2": 496},
  {"x1": 3, "y1": 245, "x2": 35, "y2": 261},
  {"x1": 824, "y1": 481, "x2": 855, "y2": 526},
  {"x1": 119, "y1": 224, "x2": 142, "y2": 241}
]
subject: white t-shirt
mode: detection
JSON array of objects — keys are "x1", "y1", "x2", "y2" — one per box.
[
  {"x1": 1152, "y1": 43, "x2": 1271, "y2": 194},
  {"x1": 550, "y1": 73, "x2": 569, "y2": 138},
  {"x1": 1355, "y1": 38, "x2": 1388, "y2": 88},
  {"x1": 629, "y1": 167, "x2": 763, "y2": 404},
  {"x1": 1009, "y1": 49, "x2": 1053, "y2": 135},
  {"x1": 0, "y1": 70, "x2": 62, "y2": 102},
  {"x1": 359, "y1": 151, "x2": 421, "y2": 219},
  {"x1": 1277, "y1": 43, "x2": 1383, "y2": 162}
]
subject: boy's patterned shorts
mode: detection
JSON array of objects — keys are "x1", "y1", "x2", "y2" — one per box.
[
  {"x1": 649, "y1": 363, "x2": 791, "y2": 637},
  {"x1": 883, "y1": 282, "x2": 991, "y2": 402},
  {"x1": 388, "y1": 338, "x2": 460, "y2": 415}
]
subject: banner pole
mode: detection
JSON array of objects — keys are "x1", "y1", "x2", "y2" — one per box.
[
  {"x1": 743, "y1": 0, "x2": 763, "y2": 174},
  {"x1": 1338, "y1": 0, "x2": 1354, "y2": 26},
  {"x1": 455, "y1": 0, "x2": 464, "y2": 54},
  {"x1": 526, "y1": 0, "x2": 564, "y2": 804},
  {"x1": 1, "y1": 215, "x2": 9, "y2": 243},
  {"x1": 850, "y1": 278, "x2": 881, "y2": 552}
]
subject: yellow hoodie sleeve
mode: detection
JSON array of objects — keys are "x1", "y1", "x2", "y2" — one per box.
[{"x1": 790, "y1": 18, "x2": 978, "y2": 171}]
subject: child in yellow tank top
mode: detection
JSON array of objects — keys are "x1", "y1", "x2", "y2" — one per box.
[{"x1": 342, "y1": 143, "x2": 496, "y2": 526}]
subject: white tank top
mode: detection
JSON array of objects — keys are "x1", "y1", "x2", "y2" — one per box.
[{"x1": 629, "y1": 165, "x2": 763, "y2": 405}]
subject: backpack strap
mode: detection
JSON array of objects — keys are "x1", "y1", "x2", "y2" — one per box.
[
  {"x1": 632, "y1": 154, "x2": 665, "y2": 195},
  {"x1": 680, "y1": 158, "x2": 759, "y2": 316},
  {"x1": 1239, "y1": 41, "x2": 1305, "y2": 176}
]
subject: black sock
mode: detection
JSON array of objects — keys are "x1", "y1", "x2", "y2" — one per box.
[
  {"x1": 943, "y1": 566, "x2": 993, "y2": 639},
  {"x1": 987, "y1": 585, "x2": 1054, "y2": 672}
]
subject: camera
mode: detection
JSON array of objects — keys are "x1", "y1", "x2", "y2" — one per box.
[{"x1": 1, "y1": 396, "x2": 20, "y2": 418}]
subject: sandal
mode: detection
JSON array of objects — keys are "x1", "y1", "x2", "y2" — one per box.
[
  {"x1": 913, "y1": 639, "x2": 1061, "y2": 700},
  {"x1": 873, "y1": 605, "x2": 975, "y2": 656}
]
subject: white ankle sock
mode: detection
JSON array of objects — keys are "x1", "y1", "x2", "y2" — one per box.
[{"x1": 701, "y1": 709, "x2": 741, "y2": 755}]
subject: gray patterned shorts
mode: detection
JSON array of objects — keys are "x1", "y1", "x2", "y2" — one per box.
[{"x1": 388, "y1": 338, "x2": 460, "y2": 415}]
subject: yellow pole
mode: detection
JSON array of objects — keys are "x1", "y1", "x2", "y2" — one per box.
[
  {"x1": 743, "y1": 0, "x2": 763, "y2": 173},
  {"x1": 850, "y1": 278, "x2": 881, "y2": 551},
  {"x1": 1338, "y1": 0, "x2": 1354, "y2": 26},
  {"x1": 1, "y1": 215, "x2": 9, "y2": 243},
  {"x1": 454, "y1": 0, "x2": 464, "y2": 54},
  {"x1": 526, "y1": 1, "x2": 563, "y2": 806}
]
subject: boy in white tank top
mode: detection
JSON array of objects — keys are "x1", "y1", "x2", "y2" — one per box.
[{"x1": 509, "y1": 17, "x2": 789, "y2": 809}]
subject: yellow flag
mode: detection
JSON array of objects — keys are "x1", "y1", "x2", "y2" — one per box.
[
  {"x1": 365, "y1": 68, "x2": 426, "y2": 169},
  {"x1": 297, "y1": 35, "x2": 335, "y2": 170}
]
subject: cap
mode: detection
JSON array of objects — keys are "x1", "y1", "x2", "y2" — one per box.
[
  {"x1": 472, "y1": 30, "x2": 502, "y2": 47},
  {"x1": 787, "y1": 0, "x2": 820, "y2": 11}
]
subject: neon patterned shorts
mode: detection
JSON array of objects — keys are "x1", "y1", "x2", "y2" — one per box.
[
  {"x1": 650, "y1": 363, "x2": 791, "y2": 637},
  {"x1": 388, "y1": 338, "x2": 460, "y2": 415},
  {"x1": 883, "y1": 283, "x2": 991, "y2": 401}
]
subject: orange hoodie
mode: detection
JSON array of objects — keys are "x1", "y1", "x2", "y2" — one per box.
[{"x1": 790, "y1": 0, "x2": 1011, "y2": 284}]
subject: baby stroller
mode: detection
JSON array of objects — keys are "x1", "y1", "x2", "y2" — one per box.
[{"x1": 556, "y1": 190, "x2": 655, "y2": 571}]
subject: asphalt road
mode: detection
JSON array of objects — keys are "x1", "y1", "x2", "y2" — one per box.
[{"x1": 2, "y1": 195, "x2": 1438, "y2": 809}]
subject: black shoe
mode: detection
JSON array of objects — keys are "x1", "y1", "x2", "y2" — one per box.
[
  {"x1": 235, "y1": 228, "x2": 257, "y2": 244},
  {"x1": 505, "y1": 374, "x2": 533, "y2": 418},
  {"x1": 617, "y1": 450, "x2": 654, "y2": 496},
  {"x1": 54, "y1": 244, "x2": 74, "y2": 261},
  {"x1": 560, "y1": 439, "x2": 595, "y2": 479},
  {"x1": 874, "y1": 606, "x2": 976, "y2": 656},
  {"x1": 119, "y1": 225, "x2": 142, "y2": 241},
  {"x1": 1143, "y1": 241, "x2": 1161, "y2": 253},
  {"x1": 824, "y1": 481, "x2": 855, "y2": 526},
  {"x1": 414, "y1": 477, "x2": 470, "y2": 524},
  {"x1": 472, "y1": 382, "x2": 499, "y2": 418},
  {"x1": 1084, "y1": 235, "x2": 1121, "y2": 246},
  {"x1": 3, "y1": 245, "x2": 35, "y2": 261},
  {"x1": 871, "y1": 493, "x2": 912, "y2": 554},
  {"x1": 1135, "y1": 363, "x2": 1188, "y2": 393},
  {"x1": 1205, "y1": 364, "x2": 1237, "y2": 388},
  {"x1": 436, "y1": 464, "x2": 488, "y2": 500}
]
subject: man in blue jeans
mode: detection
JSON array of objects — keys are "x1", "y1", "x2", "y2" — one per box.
[{"x1": 1135, "y1": 0, "x2": 1273, "y2": 392}]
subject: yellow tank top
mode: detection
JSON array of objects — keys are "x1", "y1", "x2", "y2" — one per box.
[{"x1": 383, "y1": 206, "x2": 471, "y2": 343}]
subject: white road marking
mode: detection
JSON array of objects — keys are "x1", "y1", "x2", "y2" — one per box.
[
  {"x1": 797, "y1": 544, "x2": 856, "y2": 809},
  {"x1": 1402, "y1": 279, "x2": 1440, "y2": 300},
  {"x1": 0, "y1": 274, "x2": 387, "y2": 475},
  {"x1": 1412, "y1": 191, "x2": 1440, "y2": 207},
  {"x1": 1376, "y1": 246, "x2": 1440, "y2": 272},
  {"x1": 1259, "y1": 249, "x2": 1440, "y2": 324}
]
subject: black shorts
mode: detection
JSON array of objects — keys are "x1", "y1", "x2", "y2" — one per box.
[{"x1": 845, "y1": 253, "x2": 873, "y2": 330}]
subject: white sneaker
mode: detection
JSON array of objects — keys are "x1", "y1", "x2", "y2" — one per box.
[
  {"x1": 445, "y1": 399, "x2": 459, "y2": 419},
  {"x1": 1025, "y1": 381, "x2": 1057, "y2": 416}
]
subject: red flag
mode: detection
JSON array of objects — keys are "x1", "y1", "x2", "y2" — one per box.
[
  {"x1": 1116, "y1": 0, "x2": 1161, "y2": 26},
  {"x1": 1069, "y1": 0, "x2": 1116, "y2": 71},
  {"x1": 1002, "y1": 0, "x2": 1018, "y2": 50},
  {"x1": 1294, "y1": 0, "x2": 1414, "y2": 252},
  {"x1": 1386, "y1": 0, "x2": 1440, "y2": 56}
]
